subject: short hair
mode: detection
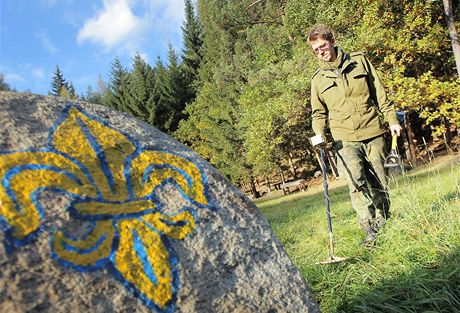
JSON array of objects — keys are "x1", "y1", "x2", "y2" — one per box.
[{"x1": 308, "y1": 24, "x2": 335, "y2": 42}]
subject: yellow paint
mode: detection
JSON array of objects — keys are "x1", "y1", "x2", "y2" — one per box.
[
  {"x1": 142, "y1": 211, "x2": 195, "y2": 240},
  {"x1": 115, "y1": 219, "x2": 173, "y2": 308},
  {"x1": 0, "y1": 106, "x2": 209, "y2": 310},
  {"x1": 53, "y1": 220, "x2": 115, "y2": 267},
  {"x1": 0, "y1": 151, "x2": 96, "y2": 239},
  {"x1": 53, "y1": 108, "x2": 136, "y2": 200},
  {"x1": 73, "y1": 199, "x2": 156, "y2": 216},
  {"x1": 131, "y1": 151, "x2": 208, "y2": 205}
]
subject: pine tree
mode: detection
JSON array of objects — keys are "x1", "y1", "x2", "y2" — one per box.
[
  {"x1": 149, "y1": 57, "x2": 164, "y2": 128},
  {"x1": 66, "y1": 82, "x2": 77, "y2": 99},
  {"x1": 166, "y1": 44, "x2": 187, "y2": 132},
  {"x1": 153, "y1": 56, "x2": 172, "y2": 132},
  {"x1": 126, "y1": 53, "x2": 155, "y2": 123},
  {"x1": 50, "y1": 65, "x2": 67, "y2": 96},
  {"x1": 176, "y1": 1, "x2": 250, "y2": 183},
  {"x1": 104, "y1": 57, "x2": 130, "y2": 112},
  {"x1": 59, "y1": 86, "x2": 70, "y2": 98},
  {"x1": 154, "y1": 45, "x2": 186, "y2": 133},
  {"x1": 181, "y1": 0, "x2": 202, "y2": 104},
  {"x1": 81, "y1": 85, "x2": 103, "y2": 104}
]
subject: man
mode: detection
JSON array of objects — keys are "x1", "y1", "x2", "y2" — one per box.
[{"x1": 308, "y1": 24, "x2": 402, "y2": 246}]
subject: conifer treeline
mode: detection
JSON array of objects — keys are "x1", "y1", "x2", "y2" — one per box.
[
  {"x1": 51, "y1": 0, "x2": 200, "y2": 134},
  {"x1": 49, "y1": 0, "x2": 459, "y2": 191}
]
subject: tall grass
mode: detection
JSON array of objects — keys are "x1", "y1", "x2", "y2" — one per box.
[{"x1": 256, "y1": 158, "x2": 460, "y2": 313}]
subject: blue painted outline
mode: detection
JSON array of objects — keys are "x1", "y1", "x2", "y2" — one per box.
[
  {"x1": 132, "y1": 229, "x2": 159, "y2": 286},
  {"x1": 142, "y1": 207, "x2": 195, "y2": 234},
  {"x1": 50, "y1": 246, "x2": 112, "y2": 272},
  {"x1": 75, "y1": 116, "x2": 117, "y2": 195},
  {"x1": 0, "y1": 147, "x2": 103, "y2": 199},
  {"x1": 49, "y1": 219, "x2": 117, "y2": 272},
  {"x1": 1, "y1": 185, "x2": 85, "y2": 252},
  {"x1": 59, "y1": 220, "x2": 99, "y2": 241},
  {"x1": 2, "y1": 164, "x2": 83, "y2": 213},
  {"x1": 61, "y1": 233, "x2": 108, "y2": 255},
  {"x1": 0, "y1": 103, "x2": 217, "y2": 313},
  {"x1": 66, "y1": 197, "x2": 160, "y2": 221},
  {"x1": 124, "y1": 148, "x2": 143, "y2": 201},
  {"x1": 108, "y1": 222, "x2": 179, "y2": 313}
]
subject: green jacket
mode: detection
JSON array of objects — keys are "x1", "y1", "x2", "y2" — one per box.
[{"x1": 310, "y1": 49, "x2": 399, "y2": 142}]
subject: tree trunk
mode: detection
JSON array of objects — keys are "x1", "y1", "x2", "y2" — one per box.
[
  {"x1": 280, "y1": 170, "x2": 286, "y2": 184},
  {"x1": 405, "y1": 119, "x2": 418, "y2": 164},
  {"x1": 287, "y1": 152, "x2": 297, "y2": 179},
  {"x1": 279, "y1": 170, "x2": 287, "y2": 195},
  {"x1": 265, "y1": 176, "x2": 272, "y2": 192},
  {"x1": 249, "y1": 176, "x2": 260, "y2": 199},
  {"x1": 401, "y1": 128, "x2": 412, "y2": 164},
  {"x1": 443, "y1": 118, "x2": 453, "y2": 154},
  {"x1": 443, "y1": 0, "x2": 460, "y2": 77}
]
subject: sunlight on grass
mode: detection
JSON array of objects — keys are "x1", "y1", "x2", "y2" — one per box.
[{"x1": 256, "y1": 157, "x2": 460, "y2": 313}]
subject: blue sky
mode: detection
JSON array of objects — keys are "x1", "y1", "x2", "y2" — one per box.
[{"x1": 1, "y1": 0, "x2": 186, "y2": 96}]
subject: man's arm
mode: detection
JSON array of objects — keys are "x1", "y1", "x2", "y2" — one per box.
[
  {"x1": 311, "y1": 79, "x2": 328, "y2": 139},
  {"x1": 361, "y1": 56, "x2": 401, "y2": 135}
]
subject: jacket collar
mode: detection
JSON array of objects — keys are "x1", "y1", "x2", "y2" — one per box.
[
  {"x1": 341, "y1": 52, "x2": 357, "y2": 72},
  {"x1": 320, "y1": 51, "x2": 357, "y2": 78}
]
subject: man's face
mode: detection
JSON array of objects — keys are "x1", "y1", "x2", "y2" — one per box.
[{"x1": 309, "y1": 38, "x2": 336, "y2": 62}]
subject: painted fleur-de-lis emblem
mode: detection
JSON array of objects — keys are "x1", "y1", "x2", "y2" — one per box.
[{"x1": 0, "y1": 105, "x2": 212, "y2": 312}]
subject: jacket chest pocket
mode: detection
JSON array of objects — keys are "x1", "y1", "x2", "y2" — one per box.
[
  {"x1": 348, "y1": 68, "x2": 370, "y2": 97},
  {"x1": 320, "y1": 81, "x2": 338, "y2": 104}
]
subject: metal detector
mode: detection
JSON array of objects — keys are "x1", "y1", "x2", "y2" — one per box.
[
  {"x1": 311, "y1": 135, "x2": 348, "y2": 265},
  {"x1": 384, "y1": 135, "x2": 402, "y2": 168}
]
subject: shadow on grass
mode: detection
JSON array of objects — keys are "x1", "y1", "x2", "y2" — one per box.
[
  {"x1": 336, "y1": 248, "x2": 460, "y2": 313},
  {"x1": 389, "y1": 157, "x2": 459, "y2": 183},
  {"x1": 257, "y1": 183, "x2": 351, "y2": 212},
  {"x1": 431, "y1": 189, "x2": 460, "y2": 211}
]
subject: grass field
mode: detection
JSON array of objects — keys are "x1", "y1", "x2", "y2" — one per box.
[{"x1": 255, "y1": 156, "x2": 460, "y2": 313}]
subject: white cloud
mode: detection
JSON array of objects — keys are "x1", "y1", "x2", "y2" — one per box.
[
  {"x1": 76, "y1": 0, "x2": 185, "y2": 58},
  {"x1": 31, "y1": 68, "x2": 46, "y2": 80},
  {"x1": 77, "y1": 0, "x2": 144, "y2": 51},
  {"x1": 6, "y1": 63, "x2": 46, "y2": 84},
  {"x1": 4, "y1": 73, "x2": 25, "y2": 84},
  {"x1": 143, "y1": 0, "x2": 185, "y2": 39},
  {"x1": 35, "y1": 30, "x2": 58, "y2": 55}
]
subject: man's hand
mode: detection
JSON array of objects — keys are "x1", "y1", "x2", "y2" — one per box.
[{"x1": 389, "y1": 124, "x2": 402, "y2": 137}]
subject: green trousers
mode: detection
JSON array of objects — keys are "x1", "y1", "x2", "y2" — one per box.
[{"x1": 334, "y1": 135, "x2": 390, "y2": 231}]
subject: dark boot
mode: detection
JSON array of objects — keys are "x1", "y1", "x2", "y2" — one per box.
[
  {"x1": 361, "y1": 227, "x2": 377, "y2": 247},
  {"x1": 359, "y1": 222, "x2": 378, "y2": 247},
  {"x1": 373, "y1": 209, "x2": 391, "y2": 231}
]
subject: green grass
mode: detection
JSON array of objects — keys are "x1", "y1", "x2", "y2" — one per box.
[{"x1": 255, "y1": 157, "x2": 460, "y2": 313}]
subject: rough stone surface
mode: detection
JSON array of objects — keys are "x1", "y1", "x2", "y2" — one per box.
[{"x1": 0, "y1": 92, "x2": 319, "y2": 313}]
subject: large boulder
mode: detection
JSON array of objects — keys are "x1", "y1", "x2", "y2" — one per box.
[{"x1": 0, "y1": 92, "x2": 319, "y2": 313}]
